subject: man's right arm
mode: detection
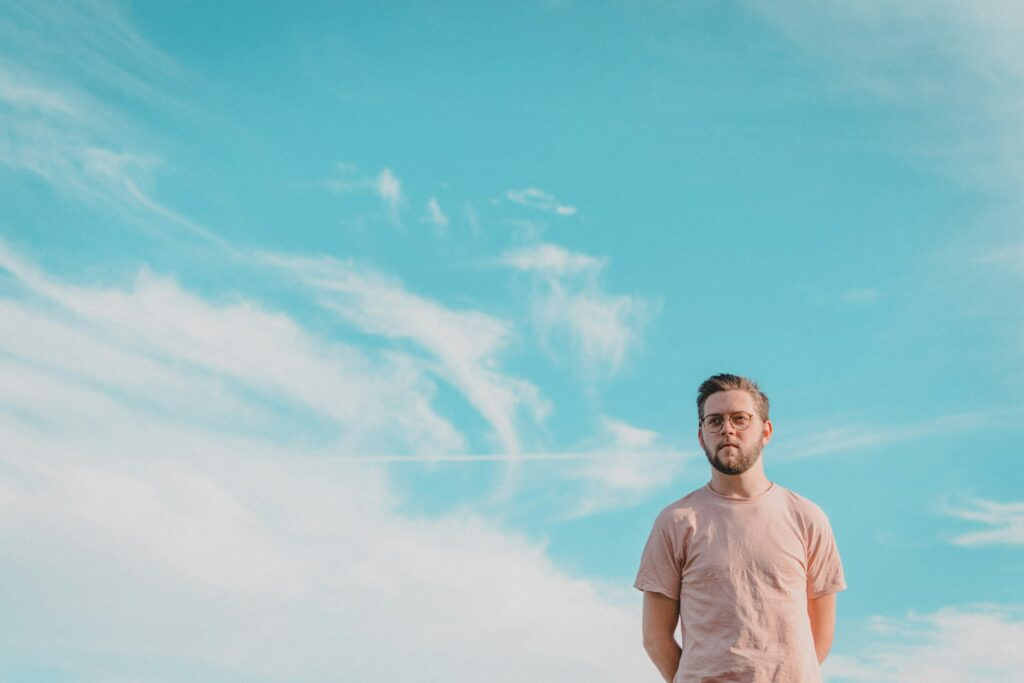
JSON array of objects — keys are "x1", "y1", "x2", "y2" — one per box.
[{"x1": 642, "y1": 590, "x2": 681, "y2": 682}]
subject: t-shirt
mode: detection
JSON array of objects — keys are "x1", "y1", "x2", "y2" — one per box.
[{"x1": 634, "y1": 483, "x2": 846, "y2": 683}]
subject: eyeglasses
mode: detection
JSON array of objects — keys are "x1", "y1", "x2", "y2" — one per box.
[{"x1": 700, "y1": 411, "x2": 757, "y2": 433}]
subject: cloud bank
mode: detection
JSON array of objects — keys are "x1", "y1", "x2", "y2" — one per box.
[{"x1": 0, "y1": 244, "x2": 652, "y2": 682}]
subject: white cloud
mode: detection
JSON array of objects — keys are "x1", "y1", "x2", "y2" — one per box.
[
  {"x1": 506, "y1": 187, "x2": 578, "y2": 216},
  {"x1": 773, "y1": 411, "x2": 996, "y2": 461},
  {"x1": 0, "y1": 245, "x2": 652, "y2": 682},
  {"x1": 943, "y1": 498, "x2": 1024, "y2": 546},
  {"x1": 376, "y1": 167, "x2": 403, "y2": 224},
  {"x1": 752, "y1": 0, "x2": 1024, "y2": 191},
  {"x1": 0, "y1": 2, "x2": 186, "y2": 109},
  {"x1": 0, "y1": 63, "x2": 76, "y2": 113},
  {"x1": 976, "y1": 240, "x2": 1024, "y2": 274},
  {"x1": 563, "y1": 416, "x2": 688, "y2": 518},
  {"x1": 262, "y1": 252, "x2": 550, "y2": 464},
  {"x1": 499, "y1": 243, "x2": 655, "y2": 379},
  {"x1": 823, "y1": 605, "x2": 1024, "y2": 683},
  {"x1": 0, "y1": 241, "x2": 464, "y2": 456},
  {"x1": 0, "y1": 64, "x2": 231, "y2": 252},
  {"x1": 500, "y1": 242, "x2": 602, "y2": 276},
  {"x1": 425, "y1": 196, "x2": 449, "y2": 228},
  {"x1": 322, "y1": 164, "x2": 405, "y2": 227}
]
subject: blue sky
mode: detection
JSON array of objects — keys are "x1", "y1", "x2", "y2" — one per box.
[{"x1": 1, "y1": 1, "x2": 1023, "y2": 681}]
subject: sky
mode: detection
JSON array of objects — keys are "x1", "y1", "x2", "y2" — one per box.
[{"x1": 1, "y1": 1, "x2": 1023, "y2": 681}]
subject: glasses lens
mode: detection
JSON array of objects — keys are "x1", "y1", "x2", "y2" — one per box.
[
  {"x1": 731, "y1": 414, "x2": 751, "y2": 430},
  {"x1": 704, "y1": 415, "x2": 724, "y2": 432}
]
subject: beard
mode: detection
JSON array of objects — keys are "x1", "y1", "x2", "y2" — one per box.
[{"x1": 703, "y1": 440, "x2": 763, "y2": 476}]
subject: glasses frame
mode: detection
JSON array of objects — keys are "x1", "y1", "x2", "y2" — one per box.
[{"x1": 699, "y1": 411, "x2": 758, "y2": 434}]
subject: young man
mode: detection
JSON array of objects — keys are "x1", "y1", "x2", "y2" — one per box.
[{"x1": 635, "y1": 374, "x2": 846, "y2": 683}]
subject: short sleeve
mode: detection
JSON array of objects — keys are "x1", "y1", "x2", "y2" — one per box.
[
  {"x1": 633, "y1": 511, "x2": 684, "y2": 600},
  {"x1": 805, "y1": 508, "x2": 847, "y2": 599}
]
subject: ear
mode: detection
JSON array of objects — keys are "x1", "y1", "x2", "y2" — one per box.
[
  {"x1": 698, "y1": 426, "x2": 706, "y2": 451},
  {"x1": 761, "y1": 419, "x2": 773, "y2": 445}
]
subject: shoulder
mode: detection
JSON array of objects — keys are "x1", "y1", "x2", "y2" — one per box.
[
  {"x1": 651, "y1": 486, "x2": 708, "y2": 528},
  {"x1": 774, "y1": 485, "x2": 833, "y2": 527}
]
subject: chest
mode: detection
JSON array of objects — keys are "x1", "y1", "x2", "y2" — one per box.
[{"x1": 680, "y1": 511, "x2": 809, "y2": 595}]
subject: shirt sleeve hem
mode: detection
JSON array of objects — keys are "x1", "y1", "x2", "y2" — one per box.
[
  {"x1": 808, "y1": 581, "x2": 847, "y2": 599},
  {"x1": 633, "y1": 579, "x2": 680, "y2": 600}
]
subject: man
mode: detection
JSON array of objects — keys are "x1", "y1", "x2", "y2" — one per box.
[{"x1": 635, "y1": 374, "x2": 845, "y2": 683}]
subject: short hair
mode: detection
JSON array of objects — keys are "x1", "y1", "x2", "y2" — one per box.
[{"x1": 697, "y1": 373, "x2": 770, "y2": 421}]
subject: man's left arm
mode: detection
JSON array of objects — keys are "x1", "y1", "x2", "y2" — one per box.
[{"x1": 807, "y1": 592, "x2": 836, "y2": 664}]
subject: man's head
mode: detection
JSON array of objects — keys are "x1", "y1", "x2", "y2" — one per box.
[
  {"x1": 697, "y1": 373, "x2": 769, "y2": 421},
  {"x1": 696, "y1": 374, "x2": 772, "y2": 476}
]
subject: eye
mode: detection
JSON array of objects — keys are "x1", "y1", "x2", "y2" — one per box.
[
  {"x1": 705, "y1": 416, "x2": 724, "y2": 429},
  {"x1": 732, "y1": 414, "x2": 751, "y2": 428}
]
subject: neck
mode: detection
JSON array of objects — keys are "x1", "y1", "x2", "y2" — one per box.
[{"x1": 708, "y1": 459, "x2": 771, "y2": 499}]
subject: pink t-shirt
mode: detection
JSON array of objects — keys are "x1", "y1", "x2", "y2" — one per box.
[{"x1": 634, "y1": 484, "x2": 846, "y2": 683}]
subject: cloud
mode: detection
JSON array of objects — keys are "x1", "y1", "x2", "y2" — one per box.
[
  {"x1": 943, "y1": 498, "x2": 1024, "y2": 546},
  {"x1": 322, "y1": 164, "x2": 404, "y2": 227},
  {"x1": 0, "y1": 63, "x2": 232, "y2": 252},
  {"x1": 0, "y1": 63, "x2": 76, "y2": 113},
  {"x1": 500, "y1": 242, "x2": 602, "y2": 276},
  {"x1": 262, "y1": 252, "x2": 550, "y2": 463},
  {"x1": 0, "y1": 1, "x2": 187, "y2": 109},
  {"x1": 499, "y1": 243, "x2": 655, "y2": 379},
  {"x1": 0, "y1": 240, "x2": 464, "y2": 456},
  {"x1": 0, "y1": 244, "x2": 652, "y2": 682},
  {"x1": 505, "y1": 187, "x2": 578, "y2": 216},
  {"x1": 976, "y1": 240, "x2": 1024, "y2": 274},
  {"x1": 321, "y1": 414, "x2": 689, "y2": 518},
  {"x1": 773, "y1": 411, "x2": 997, "y2": 461},
  {"x1": 562, "y1": 416, "x2": 688, "y2": 518},
  {"x1": 376, "y1": 167, "x2": 403, "y2": 224},
  {"x1": 424, "y1": 196, "x2": 449, "y2": 229},
  {"x1": 823, "y1": 605, "x2": 1024, "y2": 683},
  {"x1": 752, "y1": 0, "x2": 1024, "y2": 192}
]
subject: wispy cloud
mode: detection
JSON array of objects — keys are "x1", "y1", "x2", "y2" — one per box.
[
  {"x1": 506, "y1": 187, "x2": 578, "y2": 216},
  {"x1": 0, "y1": 63, "x2": 76, "y2": 113},
  {"x1": 323, "y1": 163, "x2": 404, "y2": 227},
  {"x1": 0, "y1": 241, "x2": 463, "y2": 456},
  {"x1": 263, "y1": 252, "x2": 549, "y2": 465},
  {"x1": 424, "y1": 196, "x2": 449, "y2": 229},
  {"x1": 773, "y1": 411, "x2": 997, "y2": 461},
  {"x1": 753, "y1": 0, "x2": 1024, "y2": 192},
  {"x1": 499, "y1": 243, "x2": 655, "y2": 380},
  {"x1": 943, "y1": 498, "x2": 1024, "y2": 547},
  {"x1": 0, "y1": 63, "x2": 231, "y2": 253},
  {"x1": 0, "y1": 242, "x2": 656, "y2": 682},
  {"x1": 501, "y1": 242, "x2": 601, "y2": 275},
  {"x1": 976, "y1": 241, "x2": 1024, "y2": 274},
  {"x1": 823, "y1": 605, "x2": 1024, "y2": 682},
  {"x1": 0, "y1": 1, "x2": 188, "y2": 109},
  {"x1": 562, "y1": 416, "x2": 688, "y2": 518},
  {"x1": 376, "y1": 167, "x2": 403, "y2": 225},
  {"x1": 320, "y1": 416, "x2": 688, "y2": 518}
]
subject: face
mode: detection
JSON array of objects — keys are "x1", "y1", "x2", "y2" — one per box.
[{"x1": 698, "y1": 389, "x2": 773, "y2": 476}]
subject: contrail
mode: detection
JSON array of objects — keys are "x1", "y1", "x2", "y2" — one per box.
[{"x1": 330, "y1": 450, "x2": 688, "y2": 463}]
